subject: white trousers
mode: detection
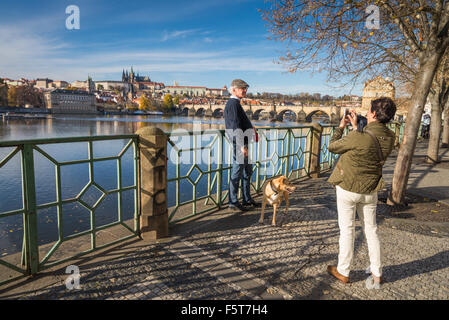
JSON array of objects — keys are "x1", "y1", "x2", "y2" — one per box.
[{"x1": 335, "y1": 185, "x2": 382, "y2": 278}]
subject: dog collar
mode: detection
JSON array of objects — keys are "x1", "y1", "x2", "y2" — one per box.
[{"x1": 270, "y1": 180, "x2": 279, "y2": 195}]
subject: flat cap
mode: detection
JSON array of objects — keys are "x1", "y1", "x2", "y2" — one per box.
[{"x1": 231, "y1": 79, "x2": 249, "y2": 89}]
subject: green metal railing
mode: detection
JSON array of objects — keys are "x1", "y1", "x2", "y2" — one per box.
[
  {"x1": 320, "y1": 125, "x2": 340, "y2": 170},
  {"x1": 166, "y1": 126, "x2": 314, "y2": 223},
  {"x1": 165, "y1": 121, "x2": 406, "y2": 223},
  {"x1": 0, "y1": 135, "x2": 140, "y2": 285}
]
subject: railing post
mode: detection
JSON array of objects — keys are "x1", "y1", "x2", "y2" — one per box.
[
  {"x1": 217, "y1": 131, "x2": 223, "y2": 208},
  {"x1": 21, "y1": 144, "x2": 39, "y2": 275},
  {"x1": 309, "y1": 123, "x2": 323, "y2": 179},
  {"x1": 284, "y1": 129, "x2": 292, "y2": 178},
  {"x1": 136, "y1": 127, "x2": 169, "y2": 240},
  {"x1": 255, "y1": 129, "x2": 262, "y2": 192}
]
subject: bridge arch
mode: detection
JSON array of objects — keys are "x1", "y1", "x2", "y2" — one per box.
[
  {"x1": 195, "y1": 107, "x2": 206, "y2": 117},
  {"x1": 212, "y1": 108, "x2": 223, "y2": 118},
  {"x1": 306, "y1": 110, "x2": 331, "y2": 123},
  {"x1": 278, "y1": 109, "x2": 297, "y2": 122},
  {"x1": 181, "y1": 107, "x2": 190, "y2": 116},
  {"x1": 252, "y1": 109, "x2": 266, "y2": 120}
]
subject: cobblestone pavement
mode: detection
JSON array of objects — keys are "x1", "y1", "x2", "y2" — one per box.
[
  {"x1": 1, "y1": 141, "x2": 448, "y2": 300},
  {"x1": 2, "y1": 176, "x2": 446, "y2": 301}
]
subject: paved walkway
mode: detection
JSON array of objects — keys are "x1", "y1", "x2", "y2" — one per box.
[{"x1": 0, "y1": 140, "x2": 448, "y2": 300}]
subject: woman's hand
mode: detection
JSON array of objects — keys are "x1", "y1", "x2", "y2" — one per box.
[
  {"x1": 339, "y1": 114, "x2": 350, "y2": 129},
  {"x1": 347, "y1": 110, "x2": 358, "y2": 129}
]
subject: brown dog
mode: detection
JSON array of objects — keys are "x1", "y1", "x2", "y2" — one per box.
[{"x1": 259, "y1": 176, "x2": 296, "y2": 226}]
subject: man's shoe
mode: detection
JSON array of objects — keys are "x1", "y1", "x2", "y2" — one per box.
[
  {"x1": 242, "y1": 200, "x2": 261, "y2": 208},
  {"x1": 228, "y1": 203, "x2": 249, "y2": 212},
  {"x1": 327, "y1": 265, "x2": 349, "y2": 284}
]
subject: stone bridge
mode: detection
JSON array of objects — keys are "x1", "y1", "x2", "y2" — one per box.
[{"x1": 179, "y1": 103, "x2": 342, "y2": 122}]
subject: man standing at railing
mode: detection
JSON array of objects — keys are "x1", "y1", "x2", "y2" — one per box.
[{"x1": 224, "y1": 79, "x2": 260, "y2": 212}]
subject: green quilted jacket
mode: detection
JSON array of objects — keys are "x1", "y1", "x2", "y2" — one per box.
[{"x1": 327, "y1": 121, "x2": 395, "y2": 194}]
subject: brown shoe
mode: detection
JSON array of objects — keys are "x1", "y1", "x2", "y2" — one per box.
[
  {"x1": 372, "y1": 274, "x2": 382, "y2": 284},
  {"x1": 327, "y1": 265, "x2": 349, "y2": 284}
]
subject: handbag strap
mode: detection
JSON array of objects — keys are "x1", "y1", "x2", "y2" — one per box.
[{"x1": 365, "y1": 129, "x2": 385, "y2": 166}]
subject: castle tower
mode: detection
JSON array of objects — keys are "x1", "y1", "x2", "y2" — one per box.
[{"x1": 87, "y1": 76, "x2": 95, "y2": 94}]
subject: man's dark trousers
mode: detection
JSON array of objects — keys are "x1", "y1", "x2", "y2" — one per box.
[{"x1": 229, "y1": 152, "x2": 253, "y2": 205}]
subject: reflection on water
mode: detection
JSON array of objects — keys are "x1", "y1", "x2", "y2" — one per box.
[
  {"x1": 0, "y1": 114, "x2": 313, "y2": 256},
  {"x1": 0, "y1": 114, "x2": 306, "y2": 141}
]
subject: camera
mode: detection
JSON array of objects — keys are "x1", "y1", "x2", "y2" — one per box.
[{"x1": 357, "y1": 114, "x2": 367, "y2": 132}]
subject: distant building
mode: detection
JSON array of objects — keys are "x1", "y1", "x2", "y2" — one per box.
[
  {"x1": 164, "y1": 85, "x2": 208, "y2": 97},
  {"x1": 5, "y1": 78, "x2": 30, "y2": 87},
  {"x1": 121, "y1": 67, "x2": 153, "y2": 98},
  {"x1": 139, "y1": 81, "x2": 165, "y2": 91},
  {"x1": 162, "y1": 85, "x2": 229, "y2": 97},
  {"x1": 95, "y1": 80, "x2": 129, "y2": 91},
  {"x1": 70, "y1": 77, "x2": 95, "y2": 93},
  {"x1": 35, "y1": 78, "x2": 53, "y2": 89},
  {"x1": 362, "y1": 76, "x2": 395, "y2": 109},
  {"x1": 206, "y1": 86, "x2": 229, "y2": 97},
  {"x1": 71, "y1": 80, "x2": 88, "y2": 89},
  {"x1": 52, "y1": 81, "x2": 69, "y2": 89},
  {"x1": 122, "y1": 67, "x2": 150, "y2": 83},
  {"x1": 95, "y1": 92, "x2": 117, "y2": 103},
  {"x1": 44, "y1": 89, "x2": 97, "y2": 114}
]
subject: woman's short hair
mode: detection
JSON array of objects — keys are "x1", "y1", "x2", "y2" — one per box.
[{"x1": 371, "y1": 97, "x2": 396, "y2": 123}]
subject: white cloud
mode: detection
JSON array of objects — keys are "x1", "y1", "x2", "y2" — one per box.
[
  {"x1": 161, "y1": 29, "x2": 202, "y2": 41},
  {"x1": 0, "y1": 24, "x2": 283, "y2": 82}
]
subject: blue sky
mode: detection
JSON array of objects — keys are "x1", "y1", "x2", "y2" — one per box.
[{"x1": 0, "y1": 0, "x2": 363, "y2": 96}]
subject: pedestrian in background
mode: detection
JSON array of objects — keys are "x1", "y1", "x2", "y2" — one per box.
[{"x1": 421, "y1": 112, "x2": 431, "y2": 139}]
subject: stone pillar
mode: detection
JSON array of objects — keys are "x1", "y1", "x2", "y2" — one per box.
[
  {"x1": 296, "y1": 110, "x2": 306, "y2": 122},
  {"x1": 309, "y1": 123, "x2": 322, "y2": 178},
  {"x1": 136, "y1": 127, "x2": 169, "y2": 240},
  {"x1": 330, "y1": 113, "x2": 339, "y2": 124},
  {"x1": 188, "y1": 108, "x2": 196, "y2": 117},
  {"x1": 204, "y1": 109, "x2": 213, "y2": 117}
]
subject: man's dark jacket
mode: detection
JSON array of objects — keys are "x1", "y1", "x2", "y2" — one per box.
[
  {"x1": 224, "y1": 98, "x2": 253, "y2": 131},
  {"x1": 224, "y1": 98, "x2": 254, "y2": 150}
]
